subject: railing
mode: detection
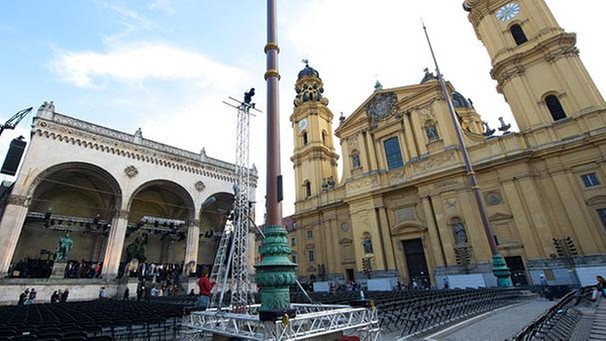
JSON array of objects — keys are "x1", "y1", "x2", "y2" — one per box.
[{"x1": 511, "y1": 285, "x2": 593, "y2": 340}]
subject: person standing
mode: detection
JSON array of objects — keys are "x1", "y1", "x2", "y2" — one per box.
[
  {"x1": 592, "y1": 275, "x2": 606, "y2": 302},
  {"x1": 197, "y1": 269, "x2": 215, "y2": 310},
  {"x1": 123, "y1": 287, "x2": 130, "y2": 300},
  {"x1": 99, "y1": 287, "x2": 108, "y2": 300},
  {"x1": 61, "y1": 288, "x2": 69, "y2": 302},
  {"x1": 50, "y1": 290, "x2": 60, "y2": 303},
  {"x1": 27, "y1": 288, "x2": 37, "y2": 305},
  {"x1": 18, "y1": 289, "x2": 28, "y2": 305}
]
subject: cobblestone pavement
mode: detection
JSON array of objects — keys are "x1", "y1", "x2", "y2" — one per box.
[{"x1": 383, "y1": 299, "x2": 556, "y2": 341}]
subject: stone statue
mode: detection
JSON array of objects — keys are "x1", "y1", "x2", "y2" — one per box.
[
  {"x1": 126, "y1": 237, "x2": 146, "y2": 263},
  {"x1": 55, "y1": 233, "x2": 74, "y2": 261},
  {"x1": 425, "y1": 124, "x2": 439, "y2": 141},
  {"x1": 352, "y1": 153, "x2": 361, "y2": 168},
  {"x1": 454, "y1": 222, "x2": 468, "y2": 245},
  {"x1": 362, "y1": 235, "x2": 373, "y2": 254}
]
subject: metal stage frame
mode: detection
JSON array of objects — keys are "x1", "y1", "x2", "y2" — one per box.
[{"x1": 181, "y1": 303, "x2": 380, "y2": 341}]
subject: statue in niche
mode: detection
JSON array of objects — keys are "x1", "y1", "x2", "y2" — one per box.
[
  {"x1": 55, "y1": 233, "x2": 74, "y2": 262},
  {"x1": 362, "y1": 234, "x2": 374, "y2": 254},
  {"x1": 454, "y1": 222, "x2": 468, "y2": 245},
  {"x1": 425, "y1": 124, "x2": 439, "y2": 141},
  {"x1": 126, "y1": 237, "x2": 147, "y2": 263},
  {"x1": 352, "y1": 153, "x2": 361, "y2": 168}
]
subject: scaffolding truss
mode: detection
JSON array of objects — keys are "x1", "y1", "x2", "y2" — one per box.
[{"x1": 182, "y1": 303, "x2": 381, "y2": 341}]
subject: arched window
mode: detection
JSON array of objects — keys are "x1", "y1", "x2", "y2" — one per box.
[
  {"x1": 510, "y1": 24, "x2": 528, "y2": 45},
  {"x1": 303, "y1": 131, "x2": 308, "y2": 145},
  {"x1": 545, "y1": 95, "x2": 567, "y2": 121},
  {"x1": 322, "y1": 130, "x2": 327, "y2": 145},
  {"x1": 383, "y1": 137, "x2": 404, "y2": 170},
  {"x1": 304, "y1": 180, "x2": 311, "y2": 198}
]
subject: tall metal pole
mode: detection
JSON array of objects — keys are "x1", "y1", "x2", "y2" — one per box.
[
  {"x1": 255, "y1": 0, "x2": 297, "y2": 320},
  {"x1": 422, "y1": 23, "x2": 511, "y2": 287},
  {"x1": 265, "y1": 0, "x2": 282, "y2": 226}
]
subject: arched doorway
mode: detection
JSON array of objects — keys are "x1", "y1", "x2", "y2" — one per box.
[
  {"x1": 10, "y1": 163, "x2": 121, "y2": 278},
  {"x1": 197, "y1": 192, "x2": 234, "y2": 272},
  {"x1": 121, "y1": 180, "x2": 195, "y2": 278}
]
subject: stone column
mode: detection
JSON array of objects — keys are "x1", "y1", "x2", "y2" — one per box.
[
  {"x1": 184, "y1": 220, "x2": 200, "y2": 268},
  {"x1": 364, "y1": 130, "x2": 378, "y2": 170},
  {"x1": 421, "y1": 196, "x2": 446, "y2": 268},
  {"x1": 101, "y1": 210, "x2": 129, "y2": 279},
  {"x1": 377, "y1": 206, "x2": 396, "y2": 270},
  {"x1": 515, "y1": 177, "x2": 556, "y2": 256},
  {"x1": 0, "y1": 195, "x2": 30, "y2": 276}
]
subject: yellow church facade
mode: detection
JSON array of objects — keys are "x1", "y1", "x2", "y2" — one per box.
[{"x1": 289, "y1": 0, "x2": 606, "y2": 288}]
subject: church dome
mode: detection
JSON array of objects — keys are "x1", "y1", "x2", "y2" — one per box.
[
  {"x1": 294, "y1": 61, "x2": 328, "y2": 107},
  {"x1": 452, "y1": 91, "x2": 473, "y2": 108},
  {"x1": 297, "y1": 63, "x2": 320, "y2": 79}
]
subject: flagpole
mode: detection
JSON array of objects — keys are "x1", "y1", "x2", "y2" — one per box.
[
  {"x1": 255, "y1": 0, "x2": 297, "y2": 320},
  {"x1": 422, "y1": 22, "x2": 512, "y2": 287}
]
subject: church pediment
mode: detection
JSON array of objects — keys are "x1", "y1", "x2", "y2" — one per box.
[
  {"x1": 339, "y1": 238, "x2": 353, "y2": 245},
  {"x1": 335, "y1": 83, "x2": 435, "y2": 136},
  {"x1": 391, "y1": 222, "x2": 427, "y2": 235},
  {"x1": 587, "y1": 195, "x2": 606, "y2": 206},
  {"x1": 489, "y1": 212, "x2": 513, "y2": 221}
]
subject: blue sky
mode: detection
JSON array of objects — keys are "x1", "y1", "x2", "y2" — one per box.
[{"x1": 1, "y1": 1, "x2": 605, "y2": 220}]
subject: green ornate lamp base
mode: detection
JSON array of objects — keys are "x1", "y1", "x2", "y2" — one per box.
[
  {"x1": 492, "y1": 254, "x2": 512, "y2": 287},
  {"x1": 254, "y1": 225, "x2": 297, "y2": 321}
]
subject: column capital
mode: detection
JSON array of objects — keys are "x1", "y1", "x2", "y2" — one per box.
[{"x1": 7, "y1": 195, "x2": 29, "y2": 207}]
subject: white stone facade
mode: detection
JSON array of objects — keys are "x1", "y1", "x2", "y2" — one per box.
[{"x1": 0, "y1": 102, "x2": 257, "y2": 280}]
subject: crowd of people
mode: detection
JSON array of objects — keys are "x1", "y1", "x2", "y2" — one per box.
[
  {"x1": 7, "y1": 258, "x2": 103, "y2": 279},
  {"x1": 8, "y1": 258, "x2": 53, "y2": 278},
  {"x1": 17, "y1": 288, "x2": 69, "y2": 305},
  {"x1": 118, "y1": 262, "x2": 187, "y2": 283},
  {"x1": 64, "y1": 260, "x2": 102, "y2": 278},
  {"x1": 134, "y1": 279, "x2": 183, "y2": 300}
]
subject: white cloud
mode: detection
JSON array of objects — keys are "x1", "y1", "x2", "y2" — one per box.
[
  {"x1": 149, "y1": 0, "x2": 175, "y2": 14},
  {"x1": 51, "y1": 43, "x2": 251, "y2": 90}
]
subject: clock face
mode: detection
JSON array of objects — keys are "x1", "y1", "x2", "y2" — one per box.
[
  {"x1": 298, "y1": 118, "x2": 308, "y2": 130},
  {"x1": 496, "y1": 2, "x2": 520, "y2": 22}
]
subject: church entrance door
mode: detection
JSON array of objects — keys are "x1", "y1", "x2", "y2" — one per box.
[{"x1": 402, "y1": 238, "x2": 430, "y2": 289}]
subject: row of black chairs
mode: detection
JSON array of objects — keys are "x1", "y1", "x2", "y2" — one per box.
[
  {"x1": 375, "y1": 288, "x2": 525, "y2": 336},
  {"x1": 512, "y1": 285, "x2": 593, "y2": 340},
  {"x1": 0, "y1": 300, "x2": 186, "y2": 340}
]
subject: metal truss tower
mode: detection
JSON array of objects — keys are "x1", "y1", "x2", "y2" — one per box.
[{"x1": 211, "y1": 90, "x2": 258, "y2": 310}]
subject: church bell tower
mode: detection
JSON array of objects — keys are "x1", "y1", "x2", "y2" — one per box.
[
  {"x1": 290, "y1": 62, "x2": 339, "y2": 204},
  {"x1": 463, "y1": 0, "x2": 605, "y2": 133}
]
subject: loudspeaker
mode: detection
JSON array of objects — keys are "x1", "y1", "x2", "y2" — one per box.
[{"x1": 1, "y1": 138, "x2": 27, "y2": 175}]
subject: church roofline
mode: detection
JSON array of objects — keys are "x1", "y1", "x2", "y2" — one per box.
[
  {"x1": 34, "y1": 112, "x2": 257, "y2": 181},
  {"x1": 335, "y1": 81, "x2": 456, "y2": 136}
]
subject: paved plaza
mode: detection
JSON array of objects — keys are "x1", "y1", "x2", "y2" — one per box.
[{"x1": 385, "y1": 299, "x2": 556, "y2": 341}]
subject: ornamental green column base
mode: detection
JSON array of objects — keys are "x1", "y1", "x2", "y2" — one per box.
[
  {"x1": 254, "y1": 225, "x2": 297, "y2": 321},
  {"x1": 492, "y1": 254, "x2": 512, "y2": 287}
]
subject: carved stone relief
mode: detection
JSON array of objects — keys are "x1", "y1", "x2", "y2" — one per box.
[
  {"x1": 444, "y1": 198, "x2": 457, "y2": 214},
  {"x1": 395, "y1": 207, "x2": 416, "y2": 224},
  {"x1": 485, "y1": 191, "x2": 503, "y2": 206},
  {"x1": 124, "y1": 165, "x2": 138, "y2": 178},
  {"x1": 194, "y1": 181, "x2": 206, "y2": 192}
]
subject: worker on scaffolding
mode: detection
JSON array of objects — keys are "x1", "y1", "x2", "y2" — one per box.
[{"x1": 197, "y1": 268, "x2": 215, "y2": 310}]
